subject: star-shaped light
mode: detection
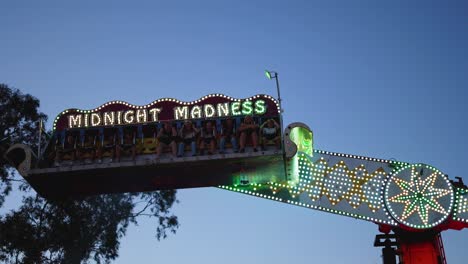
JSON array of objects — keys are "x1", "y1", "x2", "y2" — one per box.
[{"x1": 388, "y1": 167, "x2": 452, "y2": 225}]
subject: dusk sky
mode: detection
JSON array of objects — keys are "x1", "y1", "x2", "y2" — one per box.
[{"x1": 1, "y1": 1, "x2": 467, "y2": 263}]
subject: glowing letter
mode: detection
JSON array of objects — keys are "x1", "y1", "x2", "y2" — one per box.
[
  {"x1": 148, "y1": 108, "x2": 162, "y2": 122},
  {"x1": 204, "y1": 104, "x2": 216, "y2": 118},
  {"x1": 241, "y1": 101, "x2": 253, "y2": 115},
  {"x1": 123, "y1": 110, "x2": 134, "y2": 124},
  {"x1": 116, "y1": 111, "x2": 123, "y2": 125},
  {"x1": 217, "y1": 102, "x2": 230, "y2": 117},
  {"x1": 91, "y1": 113, "x2": 102, "y2": 126},
  {"x1": 191, "y1": 105, "x2": 202, "y2": 119},
  {"x1": 231, "y1": 102, "x2": 241, "y2": 116},
  {"x1": 104, "y1": 112, "x2": 115, "y2": 126},
  {"x1": 136, "y1": 109, "x2": 148, "y2": 123},
  {"x1": 254, "y1": 100, "x2": 266, "y2": 115},
  {"x1": 174, "y1": 106, "x2": 188, "y2": 120},
  {"x1": 84, "y1": 114, "x2": 89, "y2": 127},
  {"x1": 68, "y1": 115, "x2": 82, "y2": 128}
]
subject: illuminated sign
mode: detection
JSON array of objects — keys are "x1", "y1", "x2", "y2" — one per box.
[{"x1": 53, "y1": 94, "x2": 280, "y2": 131}]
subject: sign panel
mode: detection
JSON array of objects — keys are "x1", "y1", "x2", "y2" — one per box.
[{"x1": 53, "y1": 94, "x2": 280, "y2": 131}]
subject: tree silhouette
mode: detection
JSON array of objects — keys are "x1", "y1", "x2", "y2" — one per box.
[{"x1": 0, "y1": 84, "x2": 179, "y2": 263}]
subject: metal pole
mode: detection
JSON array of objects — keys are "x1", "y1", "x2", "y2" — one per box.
[
  {"x1": 38, "y1": 119, "x2": 42, "y2": 159},
  {"x1": 273, "y1": 73, "x2": 288, "y2": 181},
  {"x1": 275, "y1": 73, "x2": 281, "y2": 108},
  {"x1": 274, "y1": 73, "x2": 283, "y2": 133}
]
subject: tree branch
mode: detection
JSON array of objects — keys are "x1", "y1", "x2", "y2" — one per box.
[{"x1": 130, "y1": 198, "x2": 154, "y2": 218}]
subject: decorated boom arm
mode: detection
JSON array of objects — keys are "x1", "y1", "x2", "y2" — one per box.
[{"x1": 221, "y1": 123, "x2": 468, "y2": 232}]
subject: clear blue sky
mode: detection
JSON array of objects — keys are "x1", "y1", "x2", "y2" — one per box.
[{"x1": 1, "y1": 1, "x2": 467, "y2": 263}]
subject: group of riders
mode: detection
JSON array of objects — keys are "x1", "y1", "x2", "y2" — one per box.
[{"x1": 53, "y1": 116, "x2": 281, "y2": 166}]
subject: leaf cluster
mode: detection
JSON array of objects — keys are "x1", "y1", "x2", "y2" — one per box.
[{"x1": 0, "y1": 84, "x2": 179, "y2": 264}]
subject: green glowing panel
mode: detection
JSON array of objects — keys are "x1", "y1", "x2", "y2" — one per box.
[
  {"x1": 289, "y1": 127, "x2": 313, "y2": 157},
  {"x1": 286, "y1": 126, "x2": 314, "y2": 184},
  {"x1": 384, "y1": 164, "x2": 454, "y2": 229},
  {"x1": 230, "y1": 155, "x2": 286, "y2": 186}
]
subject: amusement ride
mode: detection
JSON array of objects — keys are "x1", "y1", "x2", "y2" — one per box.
[{"x1": 4, "y1": 71, "x2": 467, "y2": 264}]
